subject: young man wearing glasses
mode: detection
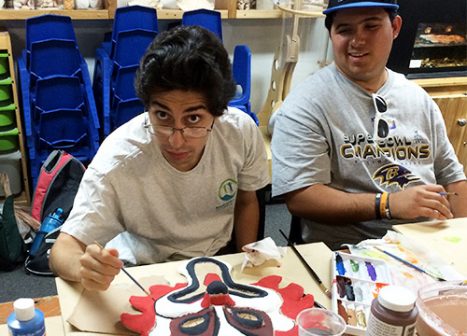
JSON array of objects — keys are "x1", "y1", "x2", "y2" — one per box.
[
  {"x1": 49, "y1": 26, "x2": 270, "y2": 290},
  {"x1": 271, "y1": 0, "x2": 466, "y2": 250}
]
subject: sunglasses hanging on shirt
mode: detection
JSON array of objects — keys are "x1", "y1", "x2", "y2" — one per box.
[{"x1": 372, "y1": 94, "x2": 389, "y2": 140}]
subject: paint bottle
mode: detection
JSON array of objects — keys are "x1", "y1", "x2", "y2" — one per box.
[
  {"x1": 366, "y1": 285, "x2": 418, "y2": 336},
  {"x1": 7, "y1": 298, "x2": 46, "y2": 336}
]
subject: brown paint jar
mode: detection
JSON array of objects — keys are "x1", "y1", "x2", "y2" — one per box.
[{"x1": 366, "y1": 285, "x2": 418, "y2": 336}]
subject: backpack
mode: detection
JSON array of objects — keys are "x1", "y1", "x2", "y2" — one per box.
[
  {"x1": 31, "y1": 150, "x2": 86, "y2": 222},
  {"x1": 0, "y1": 195, "x2": 27, "y2": 271},
  {"x1": 25, "y1": 150, "x2": 86, "y2": 276}
]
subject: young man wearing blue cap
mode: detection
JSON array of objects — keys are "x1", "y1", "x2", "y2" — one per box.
[{"x1": 271, "y1": 0, "x2": 466, "y2": 249}]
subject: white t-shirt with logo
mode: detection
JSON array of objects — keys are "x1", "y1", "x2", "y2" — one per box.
[{"x1": 61, "y1": 108, "x2": 270, "y2": 264}]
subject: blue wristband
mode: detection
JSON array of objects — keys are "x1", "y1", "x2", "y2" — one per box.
[{"x1": 375, "y1": 193, "x2": 382, "y2": 219}]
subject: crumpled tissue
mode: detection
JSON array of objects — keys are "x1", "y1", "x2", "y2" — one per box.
[{"x1": 241, "y1": 237, "x2": 287, "y2": 271}]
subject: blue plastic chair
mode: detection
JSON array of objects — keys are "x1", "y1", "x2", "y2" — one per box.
[
  {"x1": 92, "y1": 47, "x2": 113, "y2": 138},
  {"x1": 108, "y1": 5, "x2": 158, "y2": 58},
  {"x1": 29, "y1": 39, "x2": 82, "y2": 86},
  {"x1": 94, "y1": 29, "x2": 155, "y2": 139},
  {"x1": 18, "y1": 15, "x2": 101, "y2": 188},
  {"x1": 34, "y1": 76, "x2": 85, "y2": 118},
  {"x1": 230, "y1": 45, "x2": 251, "y2": 110},
  {"x1": 112, "y1": 64, "x2": 138, "y2": 102},
  {"x1": 38, "y1": 108, "x2": 88, "y2": 150},
  {"x1": 182, "y1": 9, "x2": 223, "y2": 41},
  {"x1": 26, "y1": 15, "x2": 77, "y2": 52},
  {"x1": 111, "y1": 97, "x2": 144, "y2": 129},
  {"x1": 113, "y1": 29, "x2": 157, "y2": 67},
  {"x1": 25, "y1": 15, "x2": 77, "y2": 69},
  {"x1": 228, "y1": 45, "x2": 257, "y2": 124}
]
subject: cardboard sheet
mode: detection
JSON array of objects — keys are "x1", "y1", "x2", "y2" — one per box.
[
  {"x1": 56, "y1": 243, "x2": 334, "y2": 335},
  {"x1": 67, "y1": 276, "x2": 166, "y2": 335}
]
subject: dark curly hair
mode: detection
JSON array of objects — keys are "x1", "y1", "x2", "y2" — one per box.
[{"x1": 135, "y1": 25, "x2": 236, "y2": 117}]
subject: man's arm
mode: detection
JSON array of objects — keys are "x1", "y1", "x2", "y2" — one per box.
[
  {"x1": 234, "y1": 189, "x2": 260, "y2": 251},
  {"x1": 49, "y1": 232, "x2": 123, "y2": 291},
  {"x1": 286, "y1": 183, "x2": 453, "y2": 224},
  {"x1": 49, "y1": 233, "x2": 86, "y2": 282},
  {"x1": 445, "y1": 180, "x2": 467, "y2": 217},
  {"x1": 286, "y1": 184, "x2": 375, "y2": 224}
]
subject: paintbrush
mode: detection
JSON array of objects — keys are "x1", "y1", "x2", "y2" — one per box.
[
  {"x1": 94, "y1": 241, "x2": 155, "y2": 300},
  {"x1": 439, "y1": 192, "x2": 458, "y2": 196},
  {"x1": 279, "y1": 229, "x2": 332, "y2": 298},
  {"x1": 374, "y1": 246, "x2": 446, "y2": 282}
]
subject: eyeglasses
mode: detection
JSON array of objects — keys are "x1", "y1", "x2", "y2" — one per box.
[
  {"x1": 143, "y1": 118, "x2": 214, "y2": 139},
  {"x1": 372, "y1": 94, "x2": 389, "y2": 140}
]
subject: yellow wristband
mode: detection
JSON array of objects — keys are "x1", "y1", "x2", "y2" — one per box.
[{"x1": 380, "y1": 192, "x2": 388, "y2": 219}]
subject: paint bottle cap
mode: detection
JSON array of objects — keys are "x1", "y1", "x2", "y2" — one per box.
[
  {"x1": 377, "y1": 285, "x2": 416, "y2": 312},
  {"x1": 13, "y1": 298, "x2": 35, "y2": 321}
]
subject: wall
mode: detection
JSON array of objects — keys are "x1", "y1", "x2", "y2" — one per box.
[{"x1": 2, "y1": 15, "x2": 331, "y2": 121}]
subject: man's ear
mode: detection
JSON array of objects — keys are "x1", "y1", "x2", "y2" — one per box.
[{"x1": 392, "y1": 15, "x2": 403, "y2": 39}]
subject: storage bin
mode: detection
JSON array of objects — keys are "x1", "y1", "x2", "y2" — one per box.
[
  {"x1": 0, "y1": 150, "x2": 22, "y2": 196},
  {"x1": 0, "y1": 78, "x2": 13, "y2": 102},
  {"x1": 0, "y1": 127, "x2": 19, "y2": 153},
  {"x1": 0, "y1": 102, "x2": 16, "y2": 127},
  {"x1": 0, "y1": 53, "x2": 9, "y2": 77}
]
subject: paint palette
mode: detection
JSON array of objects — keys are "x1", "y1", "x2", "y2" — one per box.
[{"x1": 331, "y1": 251, "x2": 393, "y2": 335}]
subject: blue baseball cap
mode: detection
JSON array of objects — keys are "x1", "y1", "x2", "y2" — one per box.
[{"x1": 323, "y1": 0, "x2": 399, "y2": 15}]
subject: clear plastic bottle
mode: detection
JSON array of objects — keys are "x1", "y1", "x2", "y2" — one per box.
[
  {"x1": 366, "y1": 285, "x2": 418, "y2": 336},
  {"x1": 7, "y1": 298, "x2": 46, "y2": 336}
]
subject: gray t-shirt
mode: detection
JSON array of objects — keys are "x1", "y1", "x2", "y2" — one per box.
[
  {"x1": 271, "y1": 63, "x2": 465, "y2": 250},
  {"x1": 61, "y1": 108, "x2": 270, "y2": 264}
]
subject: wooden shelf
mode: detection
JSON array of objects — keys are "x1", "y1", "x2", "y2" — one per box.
[
  {"x1": 412, "y1": 76, "x2": 467, "y2": 96},
  {"x1": 0, "y1": 8, "x2": 283, "y2": 20},
  {"x1": 157, "y1": 9, "x2": 229, "y2": 19},
  {"x1": 234, "y1": 9, "x2": 282, "y2": 19},
  {"x1": 0, "y1": 9, "x2": 110, "y2": 20}
]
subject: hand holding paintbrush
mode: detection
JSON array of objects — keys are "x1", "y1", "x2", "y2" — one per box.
[
  {"x1": 93, "y1": 242, "x2": 154, "y2": 300},
  {"x1": 74, "y1": 241, "x2": 125, "y2": 292}
]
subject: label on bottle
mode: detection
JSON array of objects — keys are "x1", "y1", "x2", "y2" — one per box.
[
  {"x1": 8, "y1": 324, "x2": 45, "y2": 336},
  {"x1": 366, "y1": 316, "x2": 416, "y2": 336}
]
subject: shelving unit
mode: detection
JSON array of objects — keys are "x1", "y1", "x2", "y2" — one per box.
[
  {"x1": 0, "y1": 5, "x2": 292, "y2": 20},
  {"x1": 413, "y1": 77, "x2": 467, "y2": 172},
  {"x1": 0, "y1": 9, "x2": 109, "y2": 20},
  {"x1": 0, "y1": 31, "x2": 31, "y2": 205}
]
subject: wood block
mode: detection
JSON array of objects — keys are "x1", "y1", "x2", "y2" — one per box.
[
  {"x1": 105, "y1": 0, "x2": 116, "y2": 18},
  {"x1": 63, "y1": 0, "x2": 73, "y2": 9}
]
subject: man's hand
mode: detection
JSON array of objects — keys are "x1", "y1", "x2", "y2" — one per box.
[
  {"x1": 390, "y1": 184, "x2": 453, "y2": 220},
  {"x1": 79, "y1": 243, "x2": 123, "y2": 291}
]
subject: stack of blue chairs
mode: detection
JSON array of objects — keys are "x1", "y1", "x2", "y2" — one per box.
[
  {"x1": 17, "y1": 14, "x2": 100, "y2": 187},
  {"x1": 182, "y1": 9, "x2": 257, "y2": 125},
  {"x1": 93, "y1": 5, "x2": 158, "y2": 140}
]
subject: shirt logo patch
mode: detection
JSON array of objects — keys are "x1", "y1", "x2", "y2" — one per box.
[
  {"x1": 373, "y1": 164, "x2": 420, "y2": 189},
  {"x1": 218, "y1": 179, "x2": 238, "y2": 202}
]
